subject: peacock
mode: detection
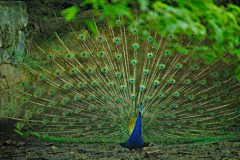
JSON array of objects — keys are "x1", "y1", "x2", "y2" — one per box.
[{"x1": 1, "y1": 12, "x2": 240, "y2": 157}]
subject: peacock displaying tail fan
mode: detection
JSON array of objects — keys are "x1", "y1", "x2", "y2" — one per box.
[{"x1": 1, "y1": 15, "x2": 240, "y2": 152}]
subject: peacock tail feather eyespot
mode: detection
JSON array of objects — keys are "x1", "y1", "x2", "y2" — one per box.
[
  {"x1": 130, "y1": 78, "x2": 135, "y2": 83},
  {"x1": 219, "y1": 130, "x2": 224, "y2": 134},
  {"x1": 202, "y1": 95, "x2": 208, "y2": 99},
  {"x1": 79, "y1": 34, "x2": 86, "y2": 40},
  {"x1": 133, "y1": 43, "x2": 139, "y2": 49},
  {"x1": 223, "y1": 72, "x2": 229, "y2": 76},
  {"x1": 114, "y1": 37, "x2": 120, "y2": 44},
  {"x1": 164, "y1": 50, "x2": 170, "y2": 55},
  {"x1": 192, "y1": 65, "x2": 198, "y2": 70},
  {"x1": 159, "y1": 104, "x2": 165, "y2": 109},
  {"x1": 115, "y1": 54, "x2": 122, "y2": 60},
  {"x1": 188, "y1": 95, "x2": 195, "y2": 100},
  {"x1": 131, "y1": 94, "x2": 135, "y2": 99},
  {"x1": 77, "y1": 82, "x2": 85, "y2": 88},
  {"x1": 198, "y1": 109, "x2": 203, "y2": 113},
  {"x1": 63, "y1": 84, "x2": 70, "y2": 90},
  {"x1": 172, "y1": 104, "x2": 179, "y2": 108},
  {"x1": 223, "y1": 89, "x2": 229, "y2": 93},
  {"x1": 54, "y1": 117, "x2": 58, "y2": 122},
  {"x1": 121, "y1": 85, "x2": 126, "y2": 91},
  {"x1": 38, "y1": 75, "x2": 45, "y2": 80},
  {"x1": 148, "y1": 107, "x2": 153, "y2": 112},
  {"x1": 187, "y1": 106, "x2": 192, "y2": 111},
  {"x1": 116, "y1": 19, "x2": 121, "y2": 25},
  {"x1": 116, "y1": 98, "x2": 121, "y2": 102},
  {"x1": 88, "y1": 105, "x2": 94, "y2": 111},
  {"x1": 176, "y1": 124, "x2": 181, "y2": 128},
  {"x1": 200, "y1": 80, "x2": 207, "y2": 85},
  {"x1": 184, "y1": 79, "x2": 191, "y2": 84},
  {"x1": 61, "y1": 98, "x2": 68, "y2": 104},
  {"x1": 103, "y1": 95, "x2": 108, "y2": 100},
  {"x1": 145, "y1": 96, "x2": 151, "y2": 101},
  {"x1": 115, "y1": 72, "x2": 121, "y2": 77},
  {"x1": 147, "y1": 53, "x2": 153, "y2": 59},
  {"x1": 99, "y1": 51, "x2": 105, "y2": 57},
  {"x1": 81, "y1": 51, "x2": 88, "y2": 58},
  {"x1": 91, "y1": 80, "x2": 98, "y2": 86},
  {"x1": 101, "y1": 106, "x2": 107, "y2": 111},
  {"x1": 201, "y1": 124, "x2": 206, "y2": 129},
  {"x1": 22, "y1": 81, "x2": 27, "y2": 86},
  {"x1": 66, "y1": 54, "x2": 72, "y2": 58},
  {"x1": 143, "y1": 69, "x2": 149, "y2": 75},
  {"x1": 21, "y1": 98, "x2": 28, "y2": 103},
  {"x1": 158, "y1": 92, "x2": 164, "y2": 98},
  {"x1": 98, "y1": 36, "x2": 103, "y2": 42},
  {"x1": 131, "y1": 59, "x2": 137, "y2": 66},
  {"x1": 169, "y1": 79, "x2": 176, "y2": 84},
  {"x1": 175, "y1": 63, "x2": 183, "y2": 68},
  {"x1": 63, "y1": 111, "x2": 68, "y2": 116},
  {"x1": 236, "y1": 108, "x2": 240, "y2": 113},
  {"x1": 86, "y1": 67, "x2": 94, "y2": 73},
  {"x1": 49, "y1": 55, "x2": 54, "y2": 59},
  {"x1": 69, "y1": 68, "x2": 76, "y2": 74},
  {"x1": 159, "y1": 64, "x2": 166, "y2": 69},
  {"x1": 214, "y1": 81, "x2": 222, "y2": 87},
  {"x1": 214, "y1": 97, "x2": 221, "y2": 102},
  {"x1": 85, "y1": 126, "x2": 91, "y2": 130},
  {"x1": 182, "y1": 119, "x2": 186, "y2": 123},
  {"x1": 153, "y1": 80, "x2": 159, "y2": 85},
  {"x1": 43, "y1": 119, "x2": 49, "y2": 124},
  {"x1": 192, "y1": 121, "x2": 197, "y2": 125},
  {"x1": 132, "y1": 29, "x2": 137, "y2": 34},
  {"x1": 169, "y1": 129, "x2": 174, "y2": 133},
  {"x1": 101, "y1": 67, "x2": 108, "y2": 73},
  {"x1": 80, "y1": 118, "x2": 85, "y2": 123},
  {"x1": 212, "y1": 72, "x2": 219, "y2": 77},
  {"x1": 108, "y1": 82, "x2": 114, "y2": 87},
  {"x1": 173, "y1": 92, "x2": 180, "y2": 97},
  {"x1": 147, "y1": 36, "x2": 153, "y2": 42}
]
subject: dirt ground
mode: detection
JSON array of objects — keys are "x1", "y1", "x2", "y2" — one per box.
[{"x1": 0, "y1": 129, "x2": 240, "y2": 160}]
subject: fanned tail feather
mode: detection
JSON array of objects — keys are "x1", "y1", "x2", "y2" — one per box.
[{"x1": 1, "y1": 15, "x2": 240, "y2": 146}]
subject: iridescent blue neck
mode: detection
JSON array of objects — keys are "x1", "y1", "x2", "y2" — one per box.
[{"x1": 120, "y1": 112, "x2": 149, "y2": 150}]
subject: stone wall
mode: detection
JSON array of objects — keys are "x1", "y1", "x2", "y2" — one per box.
[
  {"x1": 0, "y1": 1, "x2": 28, "y2": 131},
  {"x1": 0, "y1": 1, "x2": 27, "y2": 89}
]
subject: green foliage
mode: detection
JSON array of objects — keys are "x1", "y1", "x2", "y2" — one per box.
[
  {"x1": 61, "y1": 6, "x2": 80, "y2": 21},
  {"x1": 82, "y1": 0, "x2": 134, "y2": 21}
]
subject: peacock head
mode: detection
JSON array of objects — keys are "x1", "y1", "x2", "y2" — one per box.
[{"x1": 139, "y1": 102, "x2": 143, "y2": 115}]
